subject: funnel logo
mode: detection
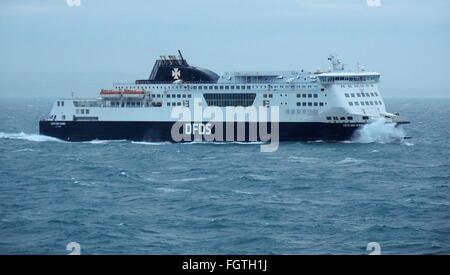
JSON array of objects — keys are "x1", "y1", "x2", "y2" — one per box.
[
  {"x1": 172, "y1": 68, "x2": 181, "y2": 80},
  {"x1": 367, "y1": 0, "x2": 381, "y2": 7}
]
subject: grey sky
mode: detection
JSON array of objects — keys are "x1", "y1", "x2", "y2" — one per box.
[{"x1": 0, "y1": 0, "x2": 449, "y2": 98}]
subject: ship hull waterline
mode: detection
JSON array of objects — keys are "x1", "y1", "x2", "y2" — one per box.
[{"x1": 38, "y1": 120, "x2": 381, "y2": 142}]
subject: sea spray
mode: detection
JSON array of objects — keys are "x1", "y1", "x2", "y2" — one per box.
[
  {"x1": 352, "y1": 118, "x2": 407, "y2": 144},
  {"x1": 0, "y1": 132, "x2": 62, "y2": 142}
]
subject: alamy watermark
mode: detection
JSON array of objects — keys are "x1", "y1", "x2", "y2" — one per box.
[
  {"x1": 66, "y1": 242, "x2": 81, "y2": 255},
  {"x1": 367, "y1": 242, "x2": 381, "y2": 255},
  {"x1": 66, "y1": 0, "x2": 81, "y2": 7},
  {"x1": 367, "y1": 0, "x2": 381, "y2": 7},
  {"x1": 170, "y1": 98, "x2": 280, "y2": 153}
]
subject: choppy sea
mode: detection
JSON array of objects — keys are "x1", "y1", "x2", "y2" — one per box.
[{"x1": 0, "y1": 97, "x2": 449, "y2": 254}]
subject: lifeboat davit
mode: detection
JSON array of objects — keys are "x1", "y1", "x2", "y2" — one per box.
[{"x1": 122, "y1": 90, "x2": 145, "y2": 99}]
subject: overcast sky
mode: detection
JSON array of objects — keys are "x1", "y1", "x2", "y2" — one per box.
[{"x1": 0, "y1": 0, "x2": 449, "y2": 98}]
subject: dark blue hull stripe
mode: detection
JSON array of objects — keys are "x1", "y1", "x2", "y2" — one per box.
[{"x1": 39, "y1": 121, "x2": 362, "y2": 142}]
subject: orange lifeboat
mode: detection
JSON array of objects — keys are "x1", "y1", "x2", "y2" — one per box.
[
  {"x1": 100, "y1": 89, "x2": 122, "y2": 99},
  {"x1": 122, "y1": 90, "x2": 145, "y2": 98}
]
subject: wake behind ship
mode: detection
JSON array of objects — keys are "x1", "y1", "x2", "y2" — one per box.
[{"x1": 39, "y1": 51, "x2": 409, "y2": 142}]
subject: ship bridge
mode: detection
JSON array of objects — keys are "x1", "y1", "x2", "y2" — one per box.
[{"x1": 317, "y1": 72, "x2": 380, "y2": 84}]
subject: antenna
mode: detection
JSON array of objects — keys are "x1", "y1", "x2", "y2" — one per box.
[
  {"x1": 178, "y1": 50, "x2": 185, "y2": 64},
  {"x1": 178, "y1": 50, "x2": 184, "y2": 61}
]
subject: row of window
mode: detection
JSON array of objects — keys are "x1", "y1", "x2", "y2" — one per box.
[
  {"x1": 108, "y1": 101, "x2": 163, "y2": 108},
  {"x1": 321, "y1": 76, "x2": 378, "y2": 82},
  {"x1": 75, "y1": 109, "x2": 90, "y2": 115},
  {"x1": 297, "y1": 93, "x2": 319, "y2": 98},
  {"x1": 340, "y1": 84, "x2": 374, "y2": 88},
  {"x1": 345, "y1": 92, "x2": 378, "y2": 98},
  {"x1": 326, "y1": 116, "x2": 354, "y2": 121},
  {"x1": 285, "y1": 109, "x2": 319, "y2": 116},
  {"x1": 167, "y1": 101, "x2": 190, "y2": 107},
  {"x1": 349, "y1": 101, "x2": 383, "y2": 106},
  {"x1": 296, "y1": 102, "x2": 325, "y2": 107},
  {"x1": 150, "y1": 93, "x2": 192, "y2": 99},
  {"x1": 117, "y1": 84, "x2": 320, "y2": 91},
  {"x1": 57, "y1": 101, "x2": 65, "y2": 107}
]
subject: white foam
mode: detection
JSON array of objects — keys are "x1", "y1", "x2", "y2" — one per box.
[
  {"x1": 0, "y1": 132, "x2": 62, "y2": 142},
  {"x1": 182, "y1": 141, "x2": 264, "y2": 145},
  {"x1": 336, "y1": 157, "x2": 365, "y2": 165},
  {"x1": 352, "y1": 118, "x2": 408, "y2": 144},
  {"x1": 131, "y1": 141, "x2": 171, "y2": 146},
  {"x1": 170, "y1": 177, "x2": 208, "y2": 182},
  {"x1": 13, "y1": 148, "x2": 37, "y2": 152},
  {"x1": 156, "y1": 187, "x2": 188, "y2": 193},
  {"x1": 84, "y1": 139, "x2": 126, "y2": 144}
]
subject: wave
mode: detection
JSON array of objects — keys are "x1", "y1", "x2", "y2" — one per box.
[
  {"x1": 131, "y1": 141, "x2": 171, "y2": 146},
  {"x1": 351, "y1": 118, "x2": 409, "y2": 144},
  {"x1": 232, "y1": 189, "x2": 257, "y2": 195},
  {"x1": 13, "y1": 148, "x2": 38, "y2": 152},
  {"x1": 336, "y1": 157, "x2": 365, "y2": 165},
  {"x1": 156, "y1": 187, "x2": 189, "y2": 193},
  {"x1": 84, "y1": 139, "x2": 127, "y2": 144},
  {"x1": 170, "y1": 177, "x2": 208, "y2": 182},
  {"x1": 0, "y1": 132, "x2": 62, "y2": 142},
  {"x1": 182, "y1": 141, "x2": 264, "y2": 145}
]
